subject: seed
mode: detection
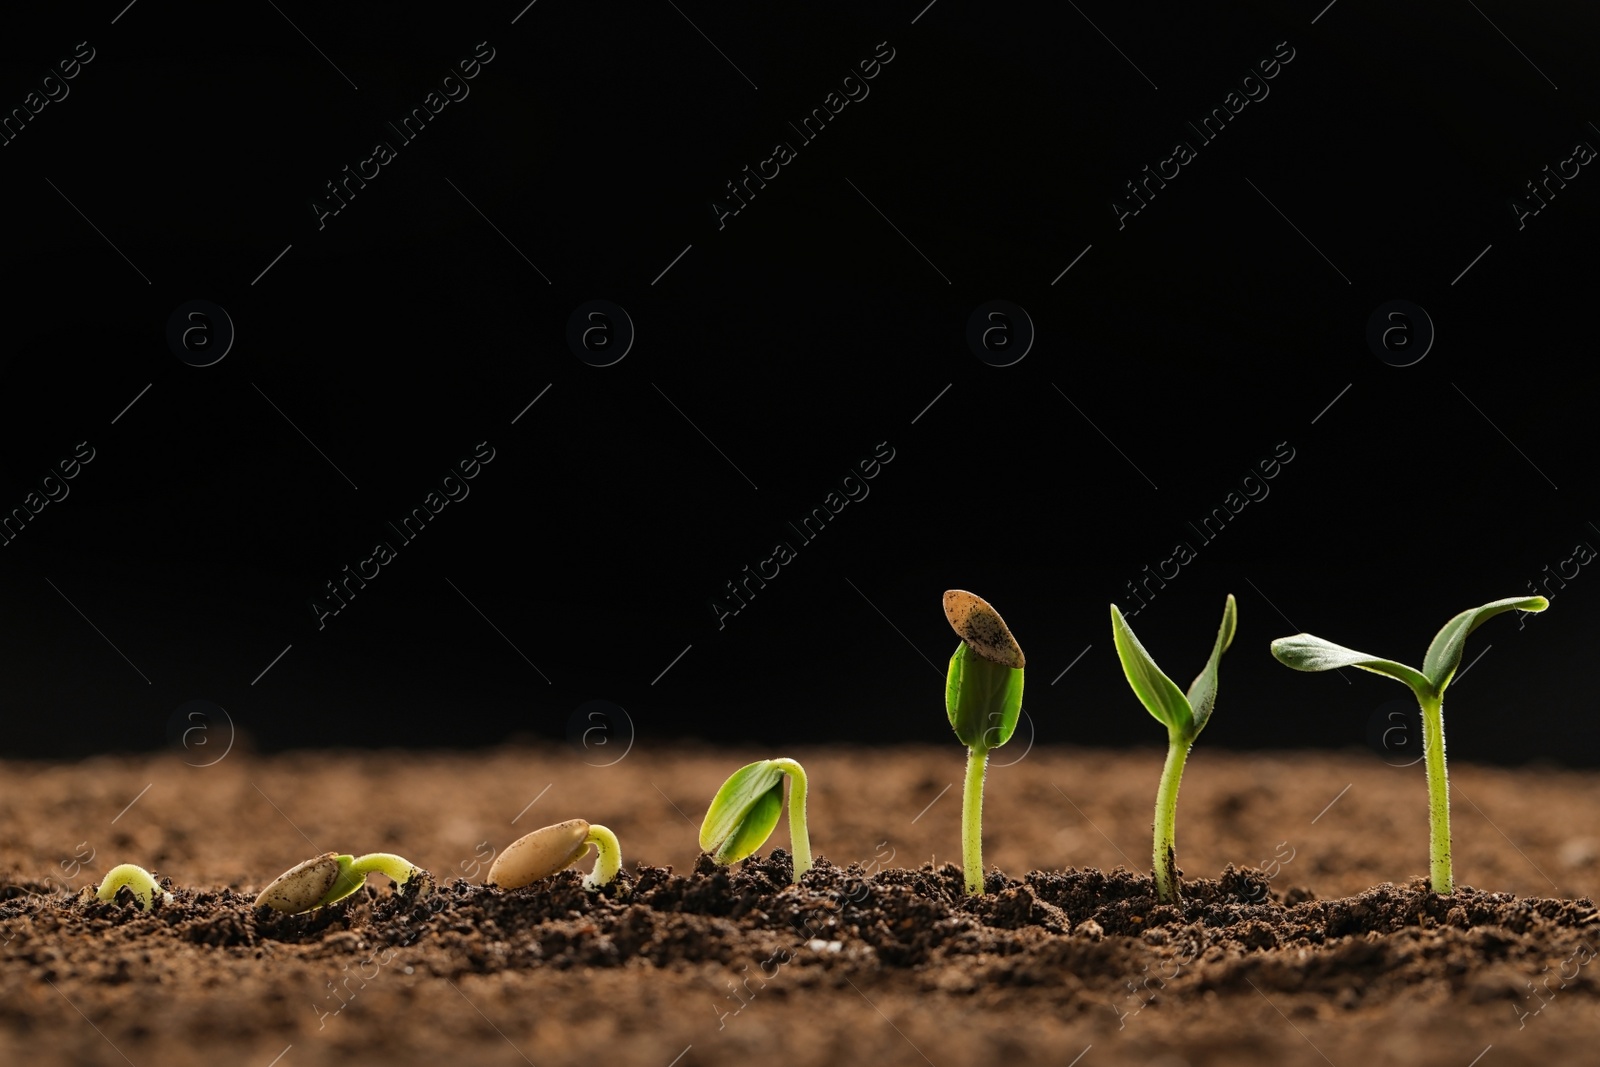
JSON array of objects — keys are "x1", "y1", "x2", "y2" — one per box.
[
  {"x1": 489, "y1": 819, "x2": 592, "y2": 889},
  {"x1": 943, "y1": 589, "x2": 1025, "y2": 668},
  {"x1": 255, "y1": 853, "x2": 343, "y2": 912}
]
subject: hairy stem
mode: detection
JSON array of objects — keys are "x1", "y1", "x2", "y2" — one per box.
[
  {"x1": 1153, "y1": 733, "x2": 1191, "y2": 904},
  {"x1": 1419, "y1": 692, "x2": 1453, "y2": 893},
  {"x1": 771, "y1": 758, "x2": 812, "y2": 882},
  {"x1": 962, "y1": 746, "x2": 988, "y2": 895},
  {"x1": 582, "y1": 825, "x2": 623, "y2": 889}
]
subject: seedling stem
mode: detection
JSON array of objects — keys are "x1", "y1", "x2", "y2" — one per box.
[
  {"x1": 1153, "y1": 731, "x2": 1190, "y2": 904},
  {"x1": 769, "y1": 758, "x2": 811, "y2": 880},
  {"x1": 582, "y1": 825, "x2": 623, "y2": 890},
  {"x1": 699, "y1": 758, "x2": 813, "y2": 882},
  {"x1": 962, "y1": 745, "x2": 988, "y2": 894},
  {"x1": 1420, "y1": 692, "x2": 1451, "y2": 892},
  {"x1": 326, "y1": 853, "x2": 420, "y2": 905}
]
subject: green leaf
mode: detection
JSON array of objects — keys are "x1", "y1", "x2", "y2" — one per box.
[
  {"x1": 1421, "y1": 595, "x2": 1549, "y2": 692},
  {"x1": 714, "y1": 781, "x2": 784, "y2": 863},
  {"x1": 700, "y1": 760, "x2": 786, "y2": 860},
  {"x1": 1269, "y1": 634, "x2": 1431, "y2": 694},
  {"x1": 946, "y1": 641, "x2": 1025, "y2": 750},
  {"x1": 1110, "y1": 604, "x2": 1193, "y2": 737},
  {"x1": 1184, "y1": 594, "x2": 1237, "y2": 735},
  {"x1": 317, "y1": 855, "x2": 364, "y2": 907}
]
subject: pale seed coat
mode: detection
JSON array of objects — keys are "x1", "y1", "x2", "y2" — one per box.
[
  {"x1": 254, "y1": 852, "x2": 343, "y2": 912},
  {"x1": 943, "y1": 589, "x2": 1026, "y2": 668},
  {"x1": 489, "y1": 819, "x2": 592, "y2": 888}
]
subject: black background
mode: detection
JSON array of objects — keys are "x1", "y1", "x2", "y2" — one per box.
[{"x1": 2, "y1": 1, "x2": 1596, "y2": 764}]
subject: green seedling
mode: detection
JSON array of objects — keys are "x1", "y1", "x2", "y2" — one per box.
[
  {"x1": 488, "y1": 819, "x2": 623, "y2": 891},
  {"x1": 90, "y1": 863, "x2": 173, "y2": 911},
  {"x1": 254, "y1": 851, "x2": 432, "y2": 913},
  {"x1": 1271, "y1": 594, "x2": 1548, "y2": 894},
  {"x1": 699, "y1": 758, "x2": 811, "y2": 882},
  {"x1": 1111, "y1": 594, "x2": 1237, "y2": 904},
  {"x1": 943, "y1": 589, "x2": 1026, "y2": 896}
]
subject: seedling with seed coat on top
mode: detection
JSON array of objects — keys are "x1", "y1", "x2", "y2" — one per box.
[
  {"x1": 488, "y1": 819, "x2": 622, "y2": 891},
  {"x1": 1271, "y1": 594, "x2": 1547, "y2": 894},
  {"x1": 943, "y1": 589, "x2": 1026, "y2": 896},
  {"x1": 700, "y1": 758, "x2": 811, "y2": 882},
  {"x1": 1111, "y1": 594, "x2": 1237, "y2": 904}
]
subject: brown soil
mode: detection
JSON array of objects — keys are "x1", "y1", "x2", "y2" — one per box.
[{"x1": 3, "y1": 744, "x2": 1598, "y2": 1067}]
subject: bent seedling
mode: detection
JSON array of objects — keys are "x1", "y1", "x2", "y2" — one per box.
[
  {"x1": 1111, "y1": 594, "x2": 1237, "y2": 904},
  {"x1": 700, "y1": 758, "x2": 811, "y2": 882},
  {"x1": 255, "y1": 852, "x2": 433, "y2": 914},
  {"x1": 1271, "y1": 594, "x2": 1548, "y2": 894},
  {"x1": 943, "y1": 589, "x2": 1026, "y2": 896},
  {"x1": 89, "y1": 863, "x2": 173, "y2": 911},
  {"x1": 488, "y1": 819, "x2": 623, "y2": 891}
]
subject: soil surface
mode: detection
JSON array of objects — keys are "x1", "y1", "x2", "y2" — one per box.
[{"x1": 3, "y1": 744, "x2": 1598, "y2": 1067}]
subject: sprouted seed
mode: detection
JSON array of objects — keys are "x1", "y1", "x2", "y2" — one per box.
[
  {"x1": 254, "y1": 851, "x2": 431, "y2": 913},
  {"x1": 91, "y1": 863, "x2": 173, "y2": 911},
  {"x1": 700, "y1": 758, "x2": 811, "y2": 882},
  {"x1": 488, "y1": 819, "x2": 623, "y2": 891}
]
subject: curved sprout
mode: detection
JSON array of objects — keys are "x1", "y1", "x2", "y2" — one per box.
[
  {"x1": 489, "y1": 820, "x2": 624, "y2": 892},
  {"x1": 700, "y1": 760, "x2": 811, "y2": 883},
  {"x1": 94, "y1": 863, "x2": 173, "y2": 911}
]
